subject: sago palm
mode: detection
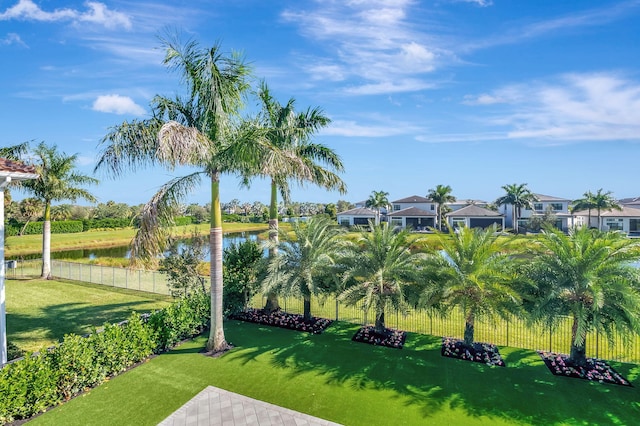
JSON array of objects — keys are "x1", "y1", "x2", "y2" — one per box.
[
  {"x1": 420, "y1": 225, "x2": 520, "y2": 346},
  {"x1": 95, "y1": 36, "x2": 253, "y2": 353},
  {"x1": 339, "y1": 222, "x2": 422, "y2": 334},
  {"x1": 525, "y1": 226, "x2": 640, "y2": 366},
  {"x1": 263, "y1": 216, "x2": 345, "y2": 321}
]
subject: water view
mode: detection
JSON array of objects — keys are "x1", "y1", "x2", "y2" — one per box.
[{"x1": 7, "y1": 231, "x2": 262, "y2": 261}]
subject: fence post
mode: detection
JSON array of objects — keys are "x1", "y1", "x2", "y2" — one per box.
[
  {"x1": 335, "y1": 298, "x2": 339, "y2": 321},
  {"x1": 506, "y1": 320, "x2": 509, "y2": 348}
]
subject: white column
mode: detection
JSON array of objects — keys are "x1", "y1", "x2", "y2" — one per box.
[{"x1": 0, "y1": 178, "x2": 8, "y2": 365}]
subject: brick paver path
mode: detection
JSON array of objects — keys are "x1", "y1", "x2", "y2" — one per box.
[{"x1": 159, "y1": 386, "x2": 342, "y2": 426}]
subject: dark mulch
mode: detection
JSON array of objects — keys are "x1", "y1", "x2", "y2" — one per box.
[
  {"x1": 351, "y1": 326, "x2": 407, "y2": 349},
  {"x1": 229, "y1": 308, "x2": 332, "y2": 334},
  {"x1": 441, "y1": 337, "x2": 506, "y2": 366},
  {"x1": 537, "y1": 351, "x2": 632, "y2": 386}
]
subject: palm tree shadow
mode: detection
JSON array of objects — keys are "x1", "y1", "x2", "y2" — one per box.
[{"x1": 226, "y1": 321, "x2": 640, "y2": 425}]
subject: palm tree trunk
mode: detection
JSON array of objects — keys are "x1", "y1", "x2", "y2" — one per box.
[
  {"x1": 569, "y1": 316, "x2": 587, "y2": 367},
  {"x1": 207, "y1": 173, "x2": 229, "y2": 353},
  {"x1": 464, "y1": 312, "x2": 475, "y2": 346},
  {"x1": 264, "y1": 180, "x2": 280, "y2": 313},
  {"x1": 375, "y1": 310, "x2": 386, "y2": 334},
  {"x1": 41, "y1": 203, "x2": 51, "y2": 279},
  {"x1": 303, "y1": 296, "x2": 311, "y2": 322}
]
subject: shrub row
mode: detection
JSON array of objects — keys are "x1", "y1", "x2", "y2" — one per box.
[
  {"x1": 5, "y1": 220, "x2": 85, "y2": 237},
  {"x1": 0, "y1": 291, "x2": 210, "y2": 424},
  {"x1": 82, "y1": 218, "x2": 132, "y2": 231}
]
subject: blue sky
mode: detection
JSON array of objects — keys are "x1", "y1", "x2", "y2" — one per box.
[{"x1": 1, "y1": 0, "x2": 639, "y2": 206}]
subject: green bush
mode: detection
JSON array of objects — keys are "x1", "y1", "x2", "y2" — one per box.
[
  {"x1": 82, "y1": 218, "x2": 132, "y2": 231},
  {"x1": 0, "y1": 293, "x2": 209, "y2": 424},
  {"x1": 6, "y1": 341, "x2": 23, "y2": 361},
  {"x1": 174, "y1": 216, "x2": 193, "y2": 226},
  {"x1": 4, "y1": 220, "x2": 84, "y2": 236}
]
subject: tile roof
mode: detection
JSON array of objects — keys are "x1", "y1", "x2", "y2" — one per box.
[
  {"x1": 387, "y1": 207, "x2": 436, "y2": 217},
  {"x1": 0, "y1": 158, "x2": 36, "y2": 175},
  {"x1": 337, "y1": 207, "x2": 377, "y2": 216},
  {"x1": 446, "y1": 204, "x2": 502, "y2": 217},
  {"x1": 534, "y1": 193, "x2": 571, "y2": 202},
  {"x1": 392, "y1": 195, "x2": 432, "y2": 203},
  {"x1": 572, "y1": 206, "x2": 640, "y2": 218}
]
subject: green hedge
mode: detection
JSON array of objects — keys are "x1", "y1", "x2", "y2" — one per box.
[
  {"x1": 82, "y1": 218, "x2": 132, "y2": 231},
  {"x1": 0, "y1": 292, "x2": 210, "y2": 424},
  {"x1": 4, "y1": 220, "x2": 84, "y2": 237}
]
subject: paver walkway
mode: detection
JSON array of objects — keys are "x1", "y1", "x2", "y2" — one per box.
[{"x1": 159, "y1": 386, "x2": 342, "y2": 426}]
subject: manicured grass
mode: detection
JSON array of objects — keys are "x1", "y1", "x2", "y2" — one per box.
[
  {"x1": 31, "y1": 320, "x2": 640, "y2": 426},
  {"x1": 6, "y1": 278, "x2": 172, "y2": 352},
  {"x1": 4, "y1": 222, "x2": 269, "y2": 257}
]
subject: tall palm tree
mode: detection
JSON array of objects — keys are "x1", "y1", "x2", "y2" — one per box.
[
  {"x1": 427, "y1": 184, "x2": 456, "y2": 230},
  {"x1": 95, "y1": 36, "x2": 252, "y2": 353},
  {"x1": 264, "y1": 216, "x2": 345, "y2": 321},
  {"x1": 419, "y1": 225, "x2": 520, "y2": 346},
  {"x1": 20, "y1": 142, "x2": 97, "y2": 278},
  {"x1": 591, "y1": 188, "x2": 622, "y2": 230},
  {"x1": 525, "y1": 227, "x2": 640, "y2": 366},
  {"x1": 495, "y1": 183, "x2": 538, "y2": 234},
  {"x1": 339, "y1": 222, "x2": 423, "y2": 334},
  {"x1": 245, "y1": 81, "x2": 346, "y2": 312},
  {"x1": 365, "y1": 190, "x2": 390, "y2": 225},
  {"x1": 571, "y1": 190, "x2": 596, "y2": 227}
]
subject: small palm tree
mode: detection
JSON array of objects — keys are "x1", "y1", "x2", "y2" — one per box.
[
  {"x1": 264, "y1": 216, "x2": 345, "y2": 321},
  {"x1": 591, "y1": 189, "x2": 622, "y2": 230},
  {"x1": 495, "y1": 183, "x2": 538, "y2": 234},
  {"x1": 20, "y1": 142, "x2": 97, "y2": 278},
  {"x1": 571, "y1": 190, "x2": 596, "y2": 227},
  {"x1": 419, "y1": 225, "x2": 520, "y2": 346},
  {"x1": 365, "y1": 190, "x2": 390, "y2": 225},
  {"x1": 427, "y1": 184, "x2": 456, "y2": 230},
  {"x1": 524, "y1": 226, "x2": 640, "y2": 366},
  {"x1": 339, "y1": 222, "x2": 422, "y2": 334}
]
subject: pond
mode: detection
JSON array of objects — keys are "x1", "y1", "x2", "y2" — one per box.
[{"x1": 7, "y1": 231, "x2": 263, "y2": 261}]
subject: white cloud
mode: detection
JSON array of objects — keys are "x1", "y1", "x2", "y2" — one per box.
[
  {"x1": 323, "y1": 117, "x2": 425, "y2": 137},
  {"x1": 453, "y1": 0, "x2": 493, "y2": 6},
  {"x1": 281, "y1": 1, "x2": 453, "y2": 95},
  {"x1": 434, "y1": 73, "x2": 640, "y2": 144},
  {"x1": 0, "y1": 32, "x2": 27, "y2": 47},
  {"x1": 0, "y1": 0, "x2": 131, "y2": 30},
  {"x1": 92, "y1": 94, "x2": 145, "y2": 115}
]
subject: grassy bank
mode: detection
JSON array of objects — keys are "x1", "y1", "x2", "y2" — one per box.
[
  {"x1": 31, "y1": 320, "x2": 640, "y2": 426},
  {"x1": 6, "y1": 278, "x2": 172, "y2": 353},
  {"x1": 5, "y1": 222, "x2": 270, "y2": 257}
]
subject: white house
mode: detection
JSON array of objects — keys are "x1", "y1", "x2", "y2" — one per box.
[
  {"x1": 387, "y1": 206, "x2": 436, "y2": 230},
  {"x1": 445, "y1": 199, "x2": 488, "y2": 212},
  {"x1": 572, "y1": 206, "x2": 640, "y2": 235},
  {"x1": 1, "y1": 158, "x2": 38, "y2": 365},
  {"x1": 336, "y1": 207, "x2": 377, "y2": 226},
  {"x1": 445, "y1": 204, "x2": 505, "y2": 230},
  {"x1": 499, "y1": 193, "x2": 572, "y2": 231}
]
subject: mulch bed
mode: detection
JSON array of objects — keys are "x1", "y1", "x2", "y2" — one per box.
[
  {"x1": 537, "y1": 351, "x2": 632, "y2": 386},
  {"x1": 351, "y1": 326, "x2": 407, "y2": 349},
  {"x1": 230, "y1": 308, "x2": 332, "y2": 334},
  {"x1": 441, "y1": 337, "x2": 506, "y2": 366}
]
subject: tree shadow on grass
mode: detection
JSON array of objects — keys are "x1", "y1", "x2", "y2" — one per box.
[
  {"x1": 7, "y1": 301, "x2": 155, "y2": 350},
  {"x1": 224, "y1": 320, "x2": 640, "y2": 425}
]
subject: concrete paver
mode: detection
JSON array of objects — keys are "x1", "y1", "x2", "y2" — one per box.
[{"x1": 159, "y1": 386, "x2": 342, "y2": 426}]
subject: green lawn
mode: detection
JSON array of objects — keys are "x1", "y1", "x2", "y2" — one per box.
[
  {"x1": 6, "y1": 278, "x2": 172, "y2": 353},
  {"x1": 31, "y1": 320, "x2": 640, "y2": 426}
]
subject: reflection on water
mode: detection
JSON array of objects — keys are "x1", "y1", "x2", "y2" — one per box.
[{"x1": 7, "y1": 231, "x2": 262, "y2": 261}]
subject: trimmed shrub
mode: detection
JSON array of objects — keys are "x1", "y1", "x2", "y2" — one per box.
[
  {"x1": 174, "y1": 216, "x2": 193, "y2": 226},
  {"x1": 82, "y1": 218, "x2": 132, "y2": 231},
  {"x1": 0, "y1": 292, "x2": 209, "y2": 424}
]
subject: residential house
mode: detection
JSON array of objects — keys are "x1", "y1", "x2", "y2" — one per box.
[
  {"x1": 388, "y1": 195, "x2": 437, "y2": 230},
  {"x1": 499, "y1": 193, "x2": 572, "y2": 231},
  {"x1": 1, "y1": 158, "x2": 38, "y2": 365},
  {"x1": 445, "y1": 199, "x2": 489, "y2": 212},
  {"x1": 336, "y1": 207, "x2": 377, "y2": 227},
  {"x1": 572, "y1": 206, "x2": 640, "y2": 236},
  {"x1": 445, "y1": 204, "x2": 505, "y2": 230}
]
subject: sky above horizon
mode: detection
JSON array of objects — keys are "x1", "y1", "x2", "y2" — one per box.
[{"x1": 1, "y1": 0, "x2": 639, "y2": 207}]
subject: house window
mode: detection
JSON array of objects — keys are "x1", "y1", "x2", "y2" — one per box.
[
  {"x1": 393, "y1": 204, "x2": 401, "y2": 211},
  {"x1": 339, "y1": 218, "x2": 350, "y2": 226},
  {"x1": 452, "y1": 218, "x2": 466, "y2": 228},
  {"x1": 430, "y1": 205, "x2": 435, "y2": 210},
  {"x1": 390, "y1": 217, "x2": 403, "y2": 226},
  {"x1": 605, "y1": 218, "x2": 624, "y2": 231},
  {"x1": 550, "y1": 203, "x2": 563, "y2": 211},
  {"x1": 533, "y1": 203, "x2": 543, "y2": 211}
]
